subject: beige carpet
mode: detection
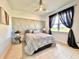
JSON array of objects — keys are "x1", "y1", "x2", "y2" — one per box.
[{"x1": 5, "y1": 43, "x2": 79, "y2": 59}]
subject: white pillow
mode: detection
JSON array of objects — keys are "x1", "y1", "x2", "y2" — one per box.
[{"x1": 33, "y1": 29, "x2": 41, "y2": 33}]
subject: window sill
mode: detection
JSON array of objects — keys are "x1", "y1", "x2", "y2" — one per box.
[{"x1": 52, "y1": 31, "x2": 68, "y2": 34}]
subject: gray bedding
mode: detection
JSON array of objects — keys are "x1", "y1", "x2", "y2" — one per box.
[{"x1": 24, "y1": 33, "x2": 56, "y2": 55}]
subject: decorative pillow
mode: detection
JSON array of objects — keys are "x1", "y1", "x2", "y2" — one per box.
[
  {"x1": 25, "y1": 30, "x2": 30, "y2": 33},
  {"x1": 33, "y1": 29, "x2": 41, "y2": 33}
]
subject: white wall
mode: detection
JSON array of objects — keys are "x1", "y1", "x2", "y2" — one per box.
[
  {"x1": 0, "y1": 0, "x2": 12, "y2": 58},
  {"x1": 11, "y1": 10, "x2": 41, "y2": 21},
  {"x1": 73, "y1": 0, "x2": 79, "y2": 42},
  {"x1": 52, "y1": 32, "x2": 68, "y2": 44},
  {"x1": 44, "y1": 0, "x2": 79, "y2": 44}
]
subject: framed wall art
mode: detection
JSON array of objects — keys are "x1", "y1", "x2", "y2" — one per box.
[
  {"x1": 0, "y1": 7, "x2": 9, "y2": 25},
  {"x1": 4, "y1": 10, "x2": 9, "y2": 25}
]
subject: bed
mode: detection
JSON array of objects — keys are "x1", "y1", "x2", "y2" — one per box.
[{"x1": 23, "y1": 33, "x2": 56, "y2": 55}]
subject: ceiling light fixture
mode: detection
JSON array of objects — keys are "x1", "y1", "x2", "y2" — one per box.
[{"x1": 35, "y1": 0, "x2": 46, "y2": 12}]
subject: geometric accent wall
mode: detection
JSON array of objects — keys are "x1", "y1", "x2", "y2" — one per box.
[{"x1": 12, "y1": 17, "x2": 45, "y2": 33}]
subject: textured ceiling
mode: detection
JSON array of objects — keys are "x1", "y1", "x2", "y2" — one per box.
[{"x1": 7, "y1": 0, "x2": 75, "y2": 15}]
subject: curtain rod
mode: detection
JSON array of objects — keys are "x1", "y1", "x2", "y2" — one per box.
[{"x1": 54, "y1": 4, "x2": 77, "y2": 14}]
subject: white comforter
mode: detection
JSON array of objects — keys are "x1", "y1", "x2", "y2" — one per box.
[{"x1": 24, "y1": 33, "x2": 56, "y2": 55}]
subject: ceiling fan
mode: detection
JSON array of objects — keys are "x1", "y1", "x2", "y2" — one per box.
[{"x1": 34, "y1": 0, "x2": 46, "y2": 12}]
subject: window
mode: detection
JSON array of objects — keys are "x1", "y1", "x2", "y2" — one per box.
[{"x1": 51, "y1": 14, "x2": 69, "y2": 32}]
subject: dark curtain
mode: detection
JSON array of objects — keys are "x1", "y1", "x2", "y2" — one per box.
[
  {"x1": 58, "y1": 6, "x2": 79, "y2": 49},
  {"x1": 49, "y1": 14, "x2": 56, "y2": 34}
]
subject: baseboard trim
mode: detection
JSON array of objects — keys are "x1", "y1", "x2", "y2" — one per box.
[
  {"x1": 56, "y1": 40, "x2": 67, "y2": 45},
  {"x1": 0, "y1": 42, "x2": 12, "y2": 59},
  {"x1": 77, "y1": 42, "x2": 79, "y2": 47}
]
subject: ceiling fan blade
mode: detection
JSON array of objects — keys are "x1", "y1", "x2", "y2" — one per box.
[
  {"x1": 34, "y1": 9, "x2": 39, "y2": 12},
  {"x1": 43, "y1": 8, "x2": 46, "y2": 11},
  {"x1": 34, "y1": 8, "x2": 46, "y2": 12},
  {"x1": 40, "y1": 0, "x2": 42, "y2": 5},
  {"x1": 34, "y1": 0, "x2": 46, "y2": 12}
]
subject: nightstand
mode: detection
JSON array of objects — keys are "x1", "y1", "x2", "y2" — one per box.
[
  {"x1": 14, "y1": 36, "x2": 21, "y2": 44},
  {"x1": 12, "y1": 34, "x2": 21, "y2": 44}
]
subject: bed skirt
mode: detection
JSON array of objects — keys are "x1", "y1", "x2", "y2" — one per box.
[{"x1": 33, "y1": 43, "x2": 56, "y2": 54}]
